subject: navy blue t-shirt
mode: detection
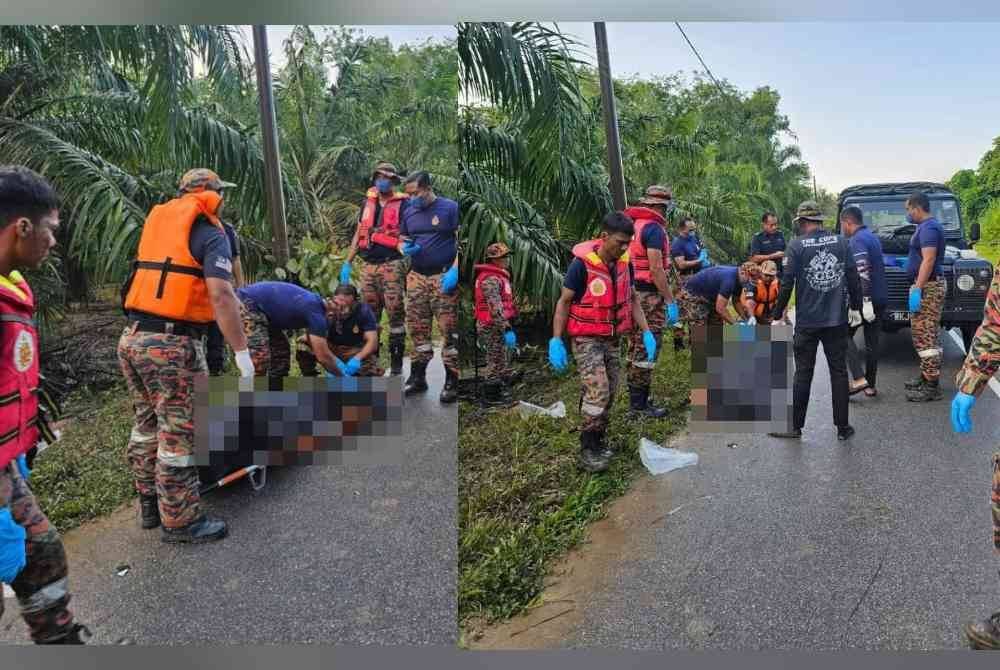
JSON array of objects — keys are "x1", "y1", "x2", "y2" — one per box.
[
  {"x1": 400, "y1": 196, "x2": 460, "y2": 275},
  {"x1": 188, "y1": 217, "x2": 233, "y2": 281},
  {"x1": 236, "y1": 282, "x2": 329, "y2": 336},
  {"x1": 634, "y1": 223, "x2": 667, "y2": 292},
  {"x1": 907, "y1": 217, "x2": 945, "y2": 282},
  {"x1": 849, "y1": 225, "x2": 888, "y2": 306},
  {"x1": 750, "y1": 230, "x2": 786, "y2": 258},
  {"x1": 222, "y1": 222, "x2": 240, "y2": 259},
  {"x1": 671, "y1": 233, "x2": 702, "y2": 273},
  {"x1": 328, "y1": 302, "x2": 378, "y2": 348},
  {"x1": 563, "y1": 257, "x2": 635, "y2": 303},
  {"x1": 684, "y1": 266, "x2": 744, "y2": 302}
]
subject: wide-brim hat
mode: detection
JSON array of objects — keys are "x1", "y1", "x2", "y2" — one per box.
[
  {"x1": 372, "y1": 161, "x2": 401, "y2": 182},
  {"x1": 638, "y1": 184, "x2": 673, "y2": 206},
  {"x1": 485, "y1": 242, "x2": 511, "y2": 260},
  {"x1": 793, "y1": 200, "x2": 826, "y2": 222}
]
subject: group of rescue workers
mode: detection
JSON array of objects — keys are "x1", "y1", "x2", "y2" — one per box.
[
  {"x1": 472, "y1": 182, "x2": 1000, "y2": 649},
  {"x1": 0, "y1": 161, "x2": 459, "y2": 644}
]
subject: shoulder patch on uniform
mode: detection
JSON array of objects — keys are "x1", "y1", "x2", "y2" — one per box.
[{"x1": 431, "y1": 215, "x2": 440, "y2": 227}]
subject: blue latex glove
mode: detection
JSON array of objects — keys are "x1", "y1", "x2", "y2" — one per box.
[
  {"x1": 908, "y1": 286, "x2": 922, "y2": 313},
  {"x1": 0, "y1": 507, "x2": 26, "y2": 584},
  {"x1": 548, "y1": 337, "x2": 568, "y2": 373},
  {"x1": 333, "y1": 358, "x2": 349, "y2": 376},
  {"x1": 441, "y1": 266, "x2": 459, "y2": 293},
  {"x1": 698, "y1": 249, "x2": 712, "y2": 268},
  {"x1": 503, "y1": 330, "x2": 517, "y2": 349},
  {"x1": 642, "y1": 330, "x2": 657, "y2": 362},
  {"x1": 344, "y1": 356, "x2": 362, "y2": 377},
  {"x1": 15, "y1": 454, "x2": 29, "y2": 481},
  {"x1": 736, "y1": 322, "x2": 756, "y2": 341},
  {"x1": 338, "y1": 262, "x2": 352, "y2": 285},
  {"x1": 665, "y1": 302, "x2": 679, "y2": 326},
  {"x1": 401, "y1": 241, "x2": 422, "y2": 257},
  {"x1": 951, "y1": 392, "x2": 976, "y2": 433}
]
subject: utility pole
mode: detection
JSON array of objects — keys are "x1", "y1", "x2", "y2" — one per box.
[
  {"x1": 594, "y1": 22, "x2": 627, "y2": 211},
  {"x1": 252, "y1": 25, "x2": 289, "y2": 266},
  {"x1": 813, "y1": 175, "x2": 819, "y2": 201}
]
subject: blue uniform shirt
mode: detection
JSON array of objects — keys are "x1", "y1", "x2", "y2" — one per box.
[
  {"x1": 907, "y1": 216, "x2": 945, "y2": 282},
  {"x1": 236, "y1": 282, "x2": 329, "y2": 336},
  {"x1": 400, "y1": 196, "x2": 460, "y2": 275},
  {"x1": 684, "y1": 266, "x2": 744, "y2": 302},
  {"x1": 671, "y1": 233, "x2": 702, "y2": 274},
  {"x1": 328, "y1": 302, "x2": 378, "y2": 348},
  {"x1": 849, "y1": 225, "x2": 887, "y2": 307}
]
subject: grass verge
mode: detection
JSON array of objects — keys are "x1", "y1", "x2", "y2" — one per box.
[{"x1": 458, "y1": 342, "x2": 691, "y2": 631}]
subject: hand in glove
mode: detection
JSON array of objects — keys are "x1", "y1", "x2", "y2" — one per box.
[
  {"x1": 746, "y1": 315, "x2": 757, "y2": 326},
  {"x1": 338, "y1": 262, "x2": 352, "y2": 285},
  {"x1": 234, "y1": 350, "x2": 255, "y2": 378},
  {"x1": 401, "y1": 241, "x2": 423, "y2": 257},
  {"x1": 0, "y1": 507, "x2": 26, "y2": 584},
  {"x1": 908, "y1": 286, "x2": 922, "y2": 313},
  {"x1": 344, "y1": 356, "x2": 362, "y2": 377},
  {"x1": 503, "y1": 330, "x2": 517, "y2": 349},
  {"x1": 642, "y1": 330, "x2": 657, "y2": 362},
  {"x1": 440, "y1": 266, "x2": 459, "y2": 293},
  {"x1": 861, "y1": 297, "x2": 875, "y2": 323},
  {"x1": 951, "y1": 392, "x2": 976, "y2": 433},
  {"x1": 698, "y1": 249, "x2": 712, "y2": 268},
  {"x1": 736, "y1": 322, "x2": 756, "y2": 341},
  {"x1": 548, "y1": 337, "x2": 569, "y2": 373},
  {"x1": 15, "y1": 454, "x2": 30, "y2": 481},
  {"x1": 848, "y1": 309, "x2": 862, "y2": 328},
  {"x1": 665, "y1": 302, "x2": 680, "y2": 326}
]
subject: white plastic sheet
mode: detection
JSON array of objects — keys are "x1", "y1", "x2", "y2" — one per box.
[
  {"x1": 639, "y1": 438, "x2": 698, "y2": 475},
  {"x1": 515, "y1": 400, "x2": 566, "y2": 419}
]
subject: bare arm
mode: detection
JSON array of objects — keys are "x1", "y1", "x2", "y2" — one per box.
[
  {"x1": 715, "y1": 294, "x2": 736, "y2": 325},
  {"x1": 345, "y1": 226, "x2": 360, "y2": 264},
  {"x1": 646, "y1": 248, "x2": 674, "y2": 302},
  {"x1": 915, "y1": 246, "x2": 937, "y2": 289},
  {"x1": 674, "y1": 255, "x2": 700, "y2": 271},
  {"x1": 306, "y1": 334, "x2": 343, "y2": 375},
  {"x1": 206, "y1": 278, "x2": 248, "y2": 351},
  {"x1": 552, "y1": 288, "x2": 574, "y2": 339},
  {"x1": 232, "y1": 257, "x2": 245, "y2": 288},
  {"x1": 358, "y1": 330, "x2": 379, "y2": 360}
]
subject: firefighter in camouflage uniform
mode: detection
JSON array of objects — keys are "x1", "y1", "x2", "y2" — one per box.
[{"x1": 473, "y1": 243, "x2": 518, "y2": 405}]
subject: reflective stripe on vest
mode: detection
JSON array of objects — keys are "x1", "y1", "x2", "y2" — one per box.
[
  {"x1": 473, "y1": 264, "x2": 517, "y2": 325},
  {"x1": 357, "y1": 189, "x2": 407, "y2": 251}
]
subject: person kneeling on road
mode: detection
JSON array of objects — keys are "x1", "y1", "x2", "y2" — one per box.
[
  {"x1": 296, "y1": 284, "x2": 381, "y2": 377},
  {"x1": 549, "y1": 211, "x2": 658, "y2": 474}
]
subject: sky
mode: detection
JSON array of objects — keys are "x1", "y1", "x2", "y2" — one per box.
[{"x1": 562, "y1": 22, "x2": 1000, "y2": 193}]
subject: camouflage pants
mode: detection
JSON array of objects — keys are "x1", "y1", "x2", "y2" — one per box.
[
  {"x1": 117, "y1": 327, "x2": 205, "y2": 529},
  {"x1": 406, "y1": 271, "x2": 459, "y2": 375},
  {"x1": 679, "y1": 287, "x2": 723, "y2": 328},
  {"x1": 294, "y1": 335, "x2": 382, "y2": 377},
  {"x1": 476, "y1": 321, "x2": 510, "y2": 383},
  {"x1": 361, "y1": 259, "x2": 407, "y2": 360},
  {"x1": 911, "y1": 278, "x2": 945, "y2": 381},
  {"x1": 628, "y1": 290, "x2": 665, "y2": 389},
  {"x1": 572, "y1": 335, "x2": 621, "y2": 433},
  {"x1": 0, "y1": 460, "x2": 75, "y2": 643},
  {"x1": 239, "y1": 300, "x2": 291, "y2": 381}
]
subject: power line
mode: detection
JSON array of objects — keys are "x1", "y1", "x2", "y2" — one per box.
[{"x1": 674, "y1": 22, "x2": 728, "y2": 100}]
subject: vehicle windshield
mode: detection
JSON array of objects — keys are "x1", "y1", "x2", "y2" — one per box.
[{"x1": 848, "y1": 198, "x2": 962, "y2": 236}]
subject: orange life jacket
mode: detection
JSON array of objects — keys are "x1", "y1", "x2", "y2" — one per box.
[
  {"x1": 357, "y1": 188, "x2": 408, "y2": 251},
  {"x1": 0, "y1": 277, "x2": 39, "y2": 469},
  {"x1": 624, "y1": 206, "x2": 670, "y2": 284},
  {"x1": 123, "y1": 190, "x2": 224, "y2": 324},
  {"x1": 567, "y1": 240, "x2": 633, "y2": 338},
  {"x1": 473, "y1": 264, "x2": 517, "y2": 325},
  {"x1": 750, "y1": 278, "x2": 779, "y2": 318}
]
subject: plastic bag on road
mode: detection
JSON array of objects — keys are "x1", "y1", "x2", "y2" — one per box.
[
  {"x1": 516, "y1": 400, "x2": 566, "y2": 419},
  {"x1": 639, "y1": 438, "x2": 698, "y2": 475}
]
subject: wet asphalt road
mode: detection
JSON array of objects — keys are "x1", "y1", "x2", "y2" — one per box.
[
  {"x1": 568, "y1": 327, "x2": 1000, "y2": 650},
  {"x1": 1, "y1": 355, "x2": 456, "y2": 645}
]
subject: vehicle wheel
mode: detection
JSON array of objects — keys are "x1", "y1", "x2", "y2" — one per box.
[{"x1": 961, "y1": 325, "x2": 978, "y2": 354}]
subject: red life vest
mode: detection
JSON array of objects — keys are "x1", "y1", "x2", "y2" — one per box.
[
  {"x1": 0, "y1": 276, "x2": 39, "y2": 469},
  {"x1": 625, "y1": 206, "x2": 670, "y2": 285},
  {"x1": 567, "y1": 240, "x2": 633, "y2": 337},
  {"x1": 357, "y1": 188, "x2": 408, "y2": 251},
  {"x1": 473, "y1": 264, "x2": 517, "y2": 325}
]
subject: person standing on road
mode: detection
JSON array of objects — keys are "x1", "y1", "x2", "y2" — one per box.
[
  {"x1": 624, "y1": 185, "x2": 680, "y2": 418},
  {"x1": 677, "y1": 262, "x2": 761, "y2": 329},
  {"x1": 0, "y1": 166, "x2": 90, "y2": 644},
  {"x1": 548, "y1": 211, "x2": 658, "y2": 473},
  {"x1": 840, "y1": 205, "x2": 887, "y2": 397},
  {"x1": 398, "y1": 171, "x2": 461, "y2": 403},
  {"x1": 473, "y1": 242, "x2": 518, "y2": 406},
  {"x1": 206, "y1": 220, "x2": 244, "y2": 375},
  {"x1": 768, "y1": 200, "x2": 862, "y2": 441},
  {"x1": 339, "y1": 162, "x2": 409, "y2": 376},
  {"x1": 749, "y1": 211, "x2": 787, "y2": 273},
  {"x1": 119, "y1": 168, "x2": 254, "y2": 543},
  {"x1": 296, "y1": 284, "x2": 381, "y2": 377},
  {"x1": 950, "y1": 263, "x2": 1000, "y2": 650},
  {"x1": 903, "y1": 191, "x2": 947, "y2": 402},
  {"x1": 671, "y1": 216, "x2": 710, "y2": 349}
]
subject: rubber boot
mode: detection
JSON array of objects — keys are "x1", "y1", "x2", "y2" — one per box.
[
  {"x1": 503, "y1": 369, "x2": 524, "y2": 386},
  {"x1": 38, "y1": 624, "x2": 91, "y2": 645},
  {"x1": 404, "y1": 362, "x2": 429, "y2": 396},
  {"x1": 904, "y1": 374, "x2": 925, "y2": 390},
  {"x1": 965, "y1": 611, "x2": 1000, "y2": 649},
  {"x1": 440, "y1": 370, "x2": 459, "y2": 404},
  {"x1": 578, "y1": 431, "x2": 609, "y2": 473},
  {"x1": 906, "y1": 377, "x2": 942, "y2": 402},
  {"x1": 479, "y1": 381, "x2": 507, "y2": 407},
  {"x1": 629, "y1": 386, "x2": 668, "y2": 418},
  {"x1": 161, "y1": 515, "x2": 228, "y2": 544},
  {"x1": 139, "y1": 494, "x2": 160, "y2": 529},
  {"x1": 389, "y1": 336, "x2": 405, "y2": 377},
  {"x1": 596, "y1": 429, "x2": 613, "y2": 460}
]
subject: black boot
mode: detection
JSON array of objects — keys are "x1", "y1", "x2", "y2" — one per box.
[
  {"x1": 904, "y1": 374, "x2": 925, "y2": 390},
  {"x1": 161, "y1": 515, "x2": 228, "y2": 544},
  {"x1": 479, "y1": 381, "x2": 508, "y2": 407},
  {"x1": 769, "y1": 427, "x2": 802, "y2": 439},
  {"x1": 629, "y1": 386, "x2": 668, "y2": 418},
  {"x1": 404, "y1": 362, "x2": 429, "y2": 395},
  {"x1": 578, "y1": 431, "x2": 610, "y2": 473},
  {"x1": 38, "y1": 624, "x2": 91, "y2": 645},
  {"x1": 389, "y1": 336, "x2": 405, "y2": 376},
  {"x1": 503, "y1": 369, "x2": 524, "y2": 386},
  {"x1": 596, "y1": 429, "x2": 613, "y2": 460},
  {"x1": 139, "y1": 494, "x2": 160, "y2": 529},
  {"x1": 965, "y1": 611, "x2": 1000, "y2": 649},
  {"x1": 906, "y1": 377, "x2": 942, "y2": 402},
  {"x1": 440, "y1": 370, "x2": 459, "y2": 404}
]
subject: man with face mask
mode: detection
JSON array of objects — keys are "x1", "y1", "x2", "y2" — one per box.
[
  {"x1": 671, "y1": 216, "x2": 709, "y2": 350},
  {"x1": 296, "y1": 284, "x2": 380, "y2": 377},
  {"x1": 120, "y1": 168, "x2": 254, "y2": 543},
  {"x1": 340, "y1": 162, "x2": 409, "y2": 376}
]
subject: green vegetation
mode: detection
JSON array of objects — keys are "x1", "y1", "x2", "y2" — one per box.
[
  {"x1": 459, "y1": 346, "x2": 691, "y2": 626},
  {"x1": 948, "y1": 136, "x2": 1000, "y2": 245}
]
